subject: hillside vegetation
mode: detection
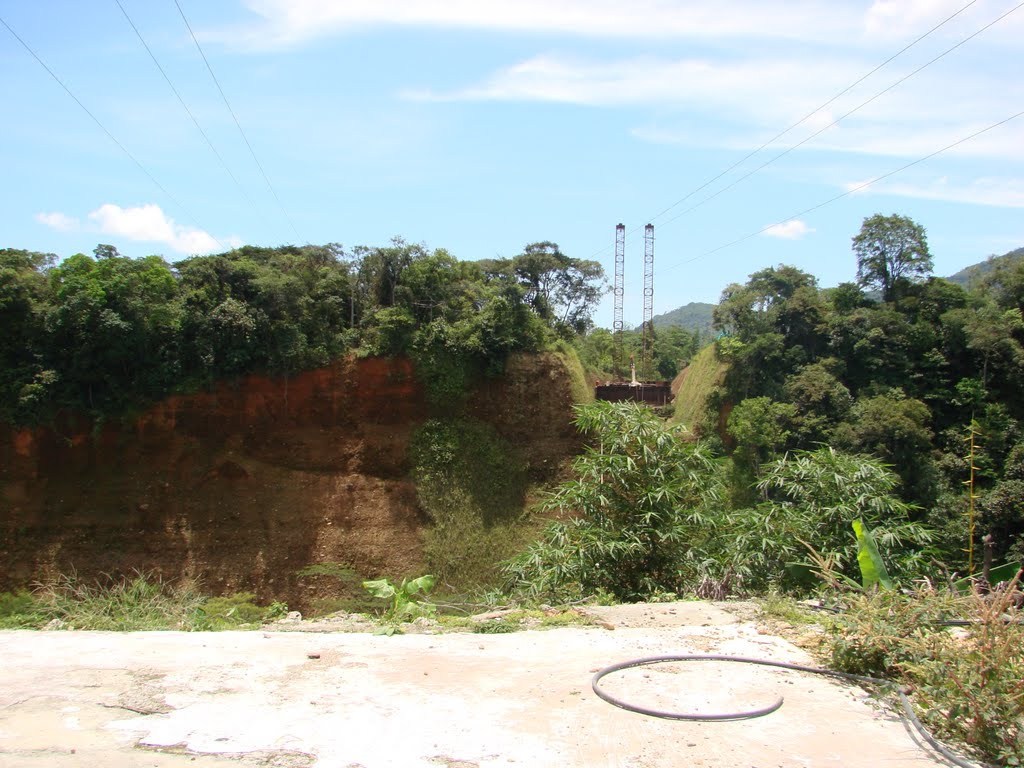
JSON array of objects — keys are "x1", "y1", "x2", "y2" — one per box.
[
  {"x1": 0, "y1": 240, "x2": 604, "y2": 424},
  {"x1": 671, "y1": 342, "x2": 727, "y2": 431}
]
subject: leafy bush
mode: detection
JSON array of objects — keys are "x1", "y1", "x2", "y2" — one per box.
[
  {"x1": 503, "y1": 401, "x2": 730, "y2": 602},
  {"x1": 737, "y1": 447, "x2": 934, "y2": 590},
  {"x1": 362, "y1": 575, "x2": 436, "y2": 631}
]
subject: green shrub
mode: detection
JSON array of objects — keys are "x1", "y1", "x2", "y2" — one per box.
[{"x1": 502, "y1": 401, "x2": 729, "y2": 602}]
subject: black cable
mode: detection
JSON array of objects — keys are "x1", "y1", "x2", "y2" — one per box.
[
  {"x1": 0, "y1": 12, "x2": 226, "y2": 252},
  {"x1": 661, "y1": 106, "x2": 1024, "y2": 273},
  {"x1": 591, "y1": 654, "x2": 984, "y2": 768},
  {"x1": 174, "y1": 0, "x2": 303, "y2": 245},
  {"x1": 113, "y1": 0, "x2": 264, "y2": 226}
]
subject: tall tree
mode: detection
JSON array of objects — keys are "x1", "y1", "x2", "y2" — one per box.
[{"x1": 853, "y1": 214, "x2": 933, "y2": 302}]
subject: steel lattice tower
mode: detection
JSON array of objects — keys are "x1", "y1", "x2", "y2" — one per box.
[
  {"x1": 641, "y1": 224, "x2": 655, "y2": 381},
  {"x1": 613, "y1": 223, "x2": 625, "y2": 379}
]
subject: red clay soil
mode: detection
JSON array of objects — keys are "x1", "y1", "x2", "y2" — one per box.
[{"x1": 0, "y1": 354, "x2": 581, "y2": 610}]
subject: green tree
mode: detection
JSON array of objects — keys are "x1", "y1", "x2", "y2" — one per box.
[
  {"x1": 0, "y1": 249, "x2": 56, "y2": 421},
  {"x1": 714, "y1": 265, "x2": 826, "y2": 400},
  {"x1": 727, "y1": 396, "x2": 797, "y2": 482},
  {"x1": 833, "y1": 389, "x2": 935, "y2": 505},
  {"x1": 853, "y1": 214, "x2": 933, "y2": 302},
  {"x1": 478, "y1": 243, "x2": 606, "y2": 335},
  {"x1": 962, "y1": 302, "x2": 1024, "y2": 391},
  {"x1": 783, "y1": 360, "x2": 853, "y2": 444},
  {"x1": 44, "y1": 251, "x2": 181, "y2": 410}
]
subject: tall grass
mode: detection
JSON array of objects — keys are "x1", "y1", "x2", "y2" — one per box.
[
  {"x1": 0, "y1": 572, "x2": 287, "y2": 631},
  {"x1": 672, "y1": 343, "x2": 726, "y2": 431}
]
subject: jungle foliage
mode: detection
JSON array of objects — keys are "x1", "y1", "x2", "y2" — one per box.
[
  {"x1": 502, "y1": 401, "x2": 930, "y2": 601},
  {"x1": 0, "y1": 240, "x2": 606, "y2": 423},
  {"x1": 509, "y1": 215, "x2": 1024, "y2": 602},
  {"x1": 700, "y1": 215, "x2": 1024, "y2": 571}
]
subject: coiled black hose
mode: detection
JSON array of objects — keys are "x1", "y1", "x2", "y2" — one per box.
[{"x1": 591, "y1": 654, "x2": 984, "y2": 768}]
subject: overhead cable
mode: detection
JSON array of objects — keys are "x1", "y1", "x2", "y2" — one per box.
[
  {"x1": 113, "y1": 0, "x2": 264, "y2": 229},
  {"x1": 662, "y1": 107, "x2": 1024, "y2": 273},
  {"x1": 657, "y1": 0, "x2": 1024, "y2": 232},
  {"x1": 647, "y1": 0, "x2": 985, "y2": 229},
  {"x1": 173, "y1": 0, "x2": 304, "y2": 244},
  {"x1": 0, "y1": 12, "x2": 226, "y2": 251}
]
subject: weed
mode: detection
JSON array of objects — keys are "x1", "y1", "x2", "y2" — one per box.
[
  {"x1": 296, "y1": 562, "x2": 360, "y2": 580},
  {"x1": 199, "y1": 593, "x2": 287, "y2": 629},
  {"x1": 0, "y1": 590, "x2": 45, "y2": 628},
  {"x1": 473, "y1": 619, "x2": 518, "y2": 634},
  {"x1": 7, "y1": 573, "x2": 287, "y2": 631},
  {"x1": 363, "y1": 574, "x2": 436, "y2": 632},
  {"x1": 761, "y1": 594, "x2": 819, "y2": 626},
  {"x1": 825, "y1": 574, "x2": 1024, "y2": 765},
  {"x1": 901, "y1": 576, "x2": 1024, "y2": 765},
  {"x1": 30, "y1": 572, "x2": 209, "y2": 631}
]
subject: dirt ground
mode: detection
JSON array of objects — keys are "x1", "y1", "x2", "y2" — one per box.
[{"x1": 0, "y1": 602, "x2": 953, "y2": 768}]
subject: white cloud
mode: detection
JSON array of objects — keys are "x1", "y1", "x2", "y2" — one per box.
[
  {"x1": 406, "y1": 47, "x2": 1023, "y2": 160},
  {"x1": 35, "y1": 212, "x2": 80, "y2": 232},
  {"x1": 763, "y1": 219, "x2": 815, "y2": 239},
  {"x1": 219, "y1": 0, "x2": 859, "y2": 48},
  {"x1": 865, "y1": 0, "x2": 965, "y2": 38},
  {"x1": 87, "y1": 203, "x2": 239, "y2": 254},
  {"x1": 845, "y1": 175, "x2": 1024, "y2": 208},
  {"x1": 844, "y1": 178, "x2": 878, "y2": 195},
  {"x1": 406, "y1": 54, "x2": 861, "y2": 122},
  {"x1": 863, "y1": 0, "x2": 1024, "y2": 42}
]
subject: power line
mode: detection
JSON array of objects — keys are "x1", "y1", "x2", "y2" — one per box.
[
  {"x1": 113, "y1": 0, "x2": 264, "y2": 228},
  {"x1": 173, "y1": 0, "x2": 304, "y2": 244},
  {"x1": 647, "y1": 0, "x2": 984, "y2": 229},
  {"x1": 657, "y1": 0, "x2": 1024, "y2": 232},
  {"x1": 0, "y1": 12, "x2": 226, "y2": 252},
  {"x1": 586, "y1": 0, "x2": 997, "y2": 261},
  {"x1": 662, "y1": 108, "x2": 1024, "y2": 273}
]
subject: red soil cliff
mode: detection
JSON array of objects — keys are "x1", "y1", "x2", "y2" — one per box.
[{"x1": 0, "y1": 354, "x2": 580, "y2": 610}]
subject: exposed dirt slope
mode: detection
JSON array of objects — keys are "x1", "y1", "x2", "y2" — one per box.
[{"x1": 0, "y1": 354, "x2": 581, "y2": 609}]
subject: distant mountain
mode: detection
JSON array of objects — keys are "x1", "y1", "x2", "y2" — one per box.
[
  {"x1": 651, "y1": 302, "x2": 715, "y2": 335},
  {"x1": 947, "y1": 247, "x2": 1024, "y2": 288}
]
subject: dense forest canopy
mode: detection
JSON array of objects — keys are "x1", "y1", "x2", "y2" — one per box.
[
  {"x1": 0, "y1": 240, "x2": 606, "y2": 423},
  {"x1": 701, "y1": 214, "x2": 1024, "y2": 569}
]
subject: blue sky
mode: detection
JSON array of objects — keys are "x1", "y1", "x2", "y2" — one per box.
[{"x1": 2, "y1": 0, "x2": 1022, "y2": 328}]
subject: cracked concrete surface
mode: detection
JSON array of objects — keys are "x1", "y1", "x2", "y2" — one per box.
[{"x1": 0, "y1": 603, "x2": 948, "y2": 767}]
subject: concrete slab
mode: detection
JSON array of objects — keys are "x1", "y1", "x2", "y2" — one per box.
[{"x1": 0, "y1": 609, "x2": 949, "y2": 768}]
